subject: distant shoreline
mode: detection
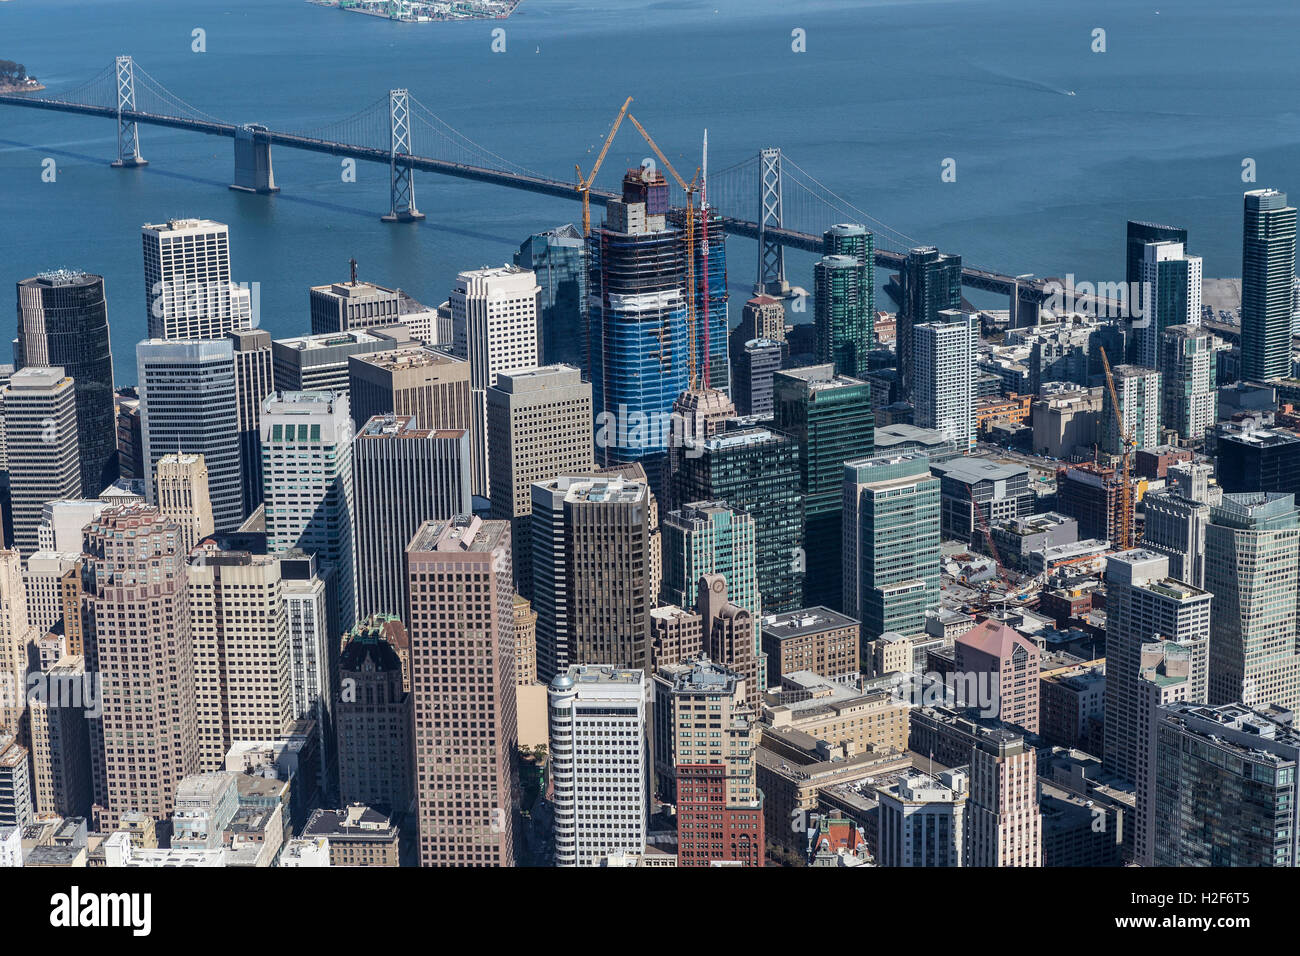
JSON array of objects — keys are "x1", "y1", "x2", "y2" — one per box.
[
  {"x1": 305, "y1": 0, "x2": 522, "y2": 22},
  {"x1": 0, "y1": 81, "x2": 43, "y2": 94}
]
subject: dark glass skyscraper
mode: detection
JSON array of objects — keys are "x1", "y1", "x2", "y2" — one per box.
[
  {"x1": 1125, "y1": 220, "x2": 1188, "y2": 363},
  {"x1": 898, "y1": 246, "x2": 962, "y2": 398},
  {"x1": 1241, "y1": 189, "x2": 1297, "y2": 383},
  {"x1": 773, "y1": 366, "x2": 874, "y2": 613},
  {"x1": 14, "y1": 271, "x2": 116, "y2": 494},
  {"x1": 515, "y1": 224, "x2": 586, "y2": 372},
  {"x1": 674, "y1": 425, "x2": 804, "y2": 614},
  {"x1": 814, "y1": 255, "x2": 871, "y2": 378}
]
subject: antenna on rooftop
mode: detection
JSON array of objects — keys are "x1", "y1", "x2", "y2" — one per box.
[{"x1": 349, "y1": 257, "x2": 358, "y2": 286}]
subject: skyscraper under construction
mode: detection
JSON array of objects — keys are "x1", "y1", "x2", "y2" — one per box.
[{"x1": 589, "y1": 167, "x2": 729, "y2": 494}]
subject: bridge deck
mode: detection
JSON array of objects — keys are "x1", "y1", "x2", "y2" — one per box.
[{"x1": 1, "y1": 92, "x2": 1060, "y2": 302}]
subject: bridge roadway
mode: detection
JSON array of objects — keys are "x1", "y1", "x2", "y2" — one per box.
[{"x1": 1, "y1": 93, "x2": 1054, "y2": 302}]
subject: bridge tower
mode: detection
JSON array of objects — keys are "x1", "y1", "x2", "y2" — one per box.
[
  {"x1": 382, "y1": 89, "x2": 425, "y2": 223},
  {"x1": 229, "y1": 124, "x2": 279, "y2": 195},
  {"x1": 110, "y1": 55, "x2": 147, "y2": 168},
  {"x1": 756, "y1": 147, "x2": 789, "y2": 296}
]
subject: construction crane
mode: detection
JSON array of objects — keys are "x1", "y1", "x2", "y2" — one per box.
[
  {"x1": 575, "y1": 96, "x2": 633, "y2": 238},
  {"x1": 627, "y1": 113, "x2": 703, "y2": 388},
  {"x1": 967, "y1": 484, "x2": 1017, "y2": 602},
  {"x1": 1099, "y1": 346, "x2": 1136, "y2": 549}
]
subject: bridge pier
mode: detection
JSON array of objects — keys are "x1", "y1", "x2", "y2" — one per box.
[
  {"x1": 382, "y1": 89, "x2": 424, "y2": 223},
  {"x1": 229, "y1": 124, "x2": 279, "y2": 194},
  {"x1": 110, "y1": 55, "x2": 147, "y2": 168},
  {"x1": 755, "y1": 147, "x2": 789, "y2": 296}
]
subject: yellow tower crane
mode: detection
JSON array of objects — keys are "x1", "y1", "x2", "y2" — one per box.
[
  {"x1": 575, "y1": 96, "x2": 633, "y2": 238},
  {"x1": 626, "y1": 113, "x2": 701, "y2": 388}
]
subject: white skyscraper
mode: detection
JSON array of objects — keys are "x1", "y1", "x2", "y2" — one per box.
[
  {"x1": 142, "y1": 219, "x2": 252, "y2": 341},
  {"x1": 548, "y1": 665, "x2": 648, "y2": 867},
  {"x1": 261, "y1": 391, "x2": 357, "y2": 631},
  {"x1": 1102, "y1": 365, "x2": 1162, "y2": 455},
  {"x1": 449, "y1": 265, "x2": 540, "y2": 497},
  {"x1": 0, "y1": 367, "x2": 81, "y2": 555},
  {"x1": 912, "y1": 310, "x2": 977, "y2": 453},
  {"x1": 1138, "y1": 240, "x2": 1201, "y2": 370}
]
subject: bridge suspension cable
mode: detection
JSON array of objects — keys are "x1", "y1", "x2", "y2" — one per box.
[{"x1": 407, "y1": 94, "x2": 544, "y2": 178}]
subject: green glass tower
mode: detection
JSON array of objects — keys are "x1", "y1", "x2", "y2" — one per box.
[
  {"x1": 674, "y1": 426, "x2": 804, "y2": 614},
  {"x1": 843, "y1": 453, "x2": 940, "y2": 640},
  {"x1": 1241, "y1": 189, "x2": 1297, "y2": 382},
  {"x1": 814, "y1": 255, "x2": 871, "y2": 378},
  {"x1": 773, "y1": 365, "x2": 874, "y2": 613},
  {"x1": 661, "y1": 500, "x2": 760, "y2": 620}
]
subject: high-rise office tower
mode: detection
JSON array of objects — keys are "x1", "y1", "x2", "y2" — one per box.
[
  {"x1": 877, "y1": 768, "x2": 968, "y2": 867},
  {"x1": 548, "y1": 665, "x2": 647, "y2": 867},
  {"x1": 963, "y1": 725, "x2": 1042, "y2": 867},
  {"x1": 662, "y1": 501, "x2": 759, "y2": 620},
  {"x1": 589, "y1": 169, "x2": 689, "y2": 480},
  {"x1": 1, "y1": 367, "x2": 80, "y2": 555},
  {"x1": 348, "y1": 345, "x2": 471, "y2": 423},
  {"x1": 1141, "y1": 468, "x2": 1219, "y2": 589},
  {"x1": 406, "y1": 516, "x2": 517, "y2": 867},
  {"x1": 736, "y1": 294, "x2": 786, "y2": 345},
  {"x1": 668, "y1": 204, "x2": 731, "y2": 396},
  {"x1": 1125, "y1": 220, "x2": 1188, "y2": 362},
  {"x1": 673, "y1": 426, "x2": 804, "y2": 614},
  {"x1": 1102, "y1": 549, "x2": 1211, "y2": 786},
  {"x1": 954, "y1": 619, "x2": 1041, "y2": 734},
  {"x1": 187, "y1": 549, "x2": 291, "y2": 771},
  {"x1": 273, "y1": 327, "x2": 414, "y2": 397},
  {"x1": 1205, "y1": 492, "x2": 1300, "y2": 712},
  {"x1": 142, "y1": 219, "x2": 251, "y2": 340},
  {"x1": 0, "y1": 550, "x2": 37, "y2": 738},
  {"x1": 26, "y1": 654, "x2": 93, "y2": 820},
  {"x1": 1241, "y1": 189, "x2": 1297, "y2": 382},
  {"x1": 279, "y1": 550, "x2": 333, "y2": 774},
  {"x1": 1101, "y1": 365, "x2": 1161, "y2": 455},
  {"x1": 1137, "y1": 240, "x2": 1201, "y2": 369},
  {"x1": 824, "y1": 222, "x2": 874, "y2": 267},
  {"x1": 732, "y1": 338, "x2": 784, "y2": 418},
  {"x1": 136, "y1": 338, "x2": 242, "y2": 532},
  {"x1": 348, "y1": 346, "x2": 476, "y2": 488},
  {"x1": 82, "y1": 506, "x2": 199, "y2": 831},
  {"x1": 1158, "y1": 325, "x2": 1216, "y2": 443},
  {"x1": 336, "y1": 614, "x2": 413, "y2": 813},
  {"x1": 353, "y1": 414, "x2": 471, "y2": 621},
  {"x1": 898, "y1": 246, "x2": 962, "y2": 398},
  {"x1": 814, "y1": 254, "x2": 871, "y2": 378},
  {"x1": 155, "y1": 453, "x2": 214, "y2": 555},
  {"x1": 1132, "y1": 639, "x2": 1200, "y2": 866},
  {"x1": 531, "y1": 475, "x2": 652, "y2": 681},
  {"x1": 449, "y1": 265, "x2": 541, "y2": 498},
  {"x1": 261, "y1": 391, "x2": 357, "y2": 632},
  {"x1": 22, "y1": 551, "x2": 79, "y2": 634},
  {"x1": 229, "y1": 328, "x2": 275, "y2": 518},
  {"x1": 912, "y1": 310, "x2": 977, "y2": 454},
  {"x1": 1149, "y1": 702, "x2": 1300, "y2": 866},
  {"x1": 652, "y1": 658, "x2": 764, "y2": 867},
  {"x1": 309, "y1": 274, "x2": 402, "y2": 335},
  {"x1": 664, "y1": 386, "x2": 737, "y2": 513},
  {"x1": 115, "y1": 392, "x2": 144, "y2": 481},
  {"x1": 515, "y1": 224, "x2": 586, "y2": 371},
  {"x1": 15, "y1": 271, "x2": 116, "y2": 494},
  {"x1": 773, "y1": 365, "x2": 874, "y2": 612},
  {"x1": 486, "y1": 365, "x2": 594, "y2": 598},
  {"x1": 0, "y1": 733, "x2": 33, "y2": 830},
  {"x1": 842, "y1": 453, "x2": 940, "y2": 640}
]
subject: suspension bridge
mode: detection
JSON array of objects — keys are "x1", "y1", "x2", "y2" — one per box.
[{"x1": 0, "y1": 55, "x2": 1059, "y2": 315}]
